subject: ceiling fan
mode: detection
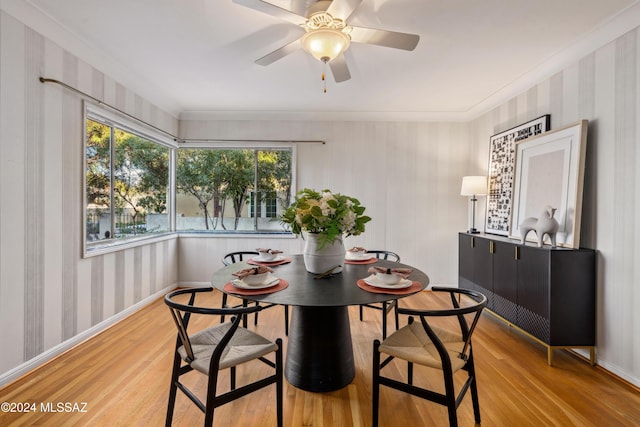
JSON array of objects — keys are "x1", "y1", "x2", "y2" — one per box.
[{"x1": 233, "y1": 0, "x2": 420, "y2": 83}]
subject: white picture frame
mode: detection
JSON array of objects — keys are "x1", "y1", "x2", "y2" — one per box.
[{"x1": 509, "y1": 120, "x2": 588, "y2": 248}]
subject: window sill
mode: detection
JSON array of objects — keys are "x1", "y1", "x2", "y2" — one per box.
[
  {"x1": 83, "y1": 232, "x2": 177, "y2": 258},
  {"x1": 176, "y1": 230, "x2": 295, "y2": 239},
  {"x1": 83, "y1": 230, "x2": 297, "y2": 257}
]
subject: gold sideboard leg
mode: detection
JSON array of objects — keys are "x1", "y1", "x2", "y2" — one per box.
[{"x1": 484, "y1": 310, "x2": 596, "y2": 367}]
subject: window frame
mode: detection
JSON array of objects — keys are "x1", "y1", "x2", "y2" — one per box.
[
  {"x1": 82, "y1": 103, "x2": 298, "y2": 258},
  {"x1": 82, "y1": 102, "x2": 178, "y2": 258},
  {"x1": 175, "y1": 141, "x2": 297, "y2": 235}
]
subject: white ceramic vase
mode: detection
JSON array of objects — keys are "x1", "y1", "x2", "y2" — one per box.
[{"x1": 303, "y1": 233, "x2": 345, "y2": 274}]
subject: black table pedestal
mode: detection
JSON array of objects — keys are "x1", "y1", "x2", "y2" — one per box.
[{"x1": 285, "y1": 305, "x2": 355, "y2": 392}]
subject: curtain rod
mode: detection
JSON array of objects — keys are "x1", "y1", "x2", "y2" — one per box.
[
  {"x1": 39, "y1": 77, "x2": 325, "y2": 145},
  {"x1": 181, "y1": 139, "x2": 325, "y2": 144},
  {"x1": 39, "y1": 77, "x2": 181, "y2": 142}
]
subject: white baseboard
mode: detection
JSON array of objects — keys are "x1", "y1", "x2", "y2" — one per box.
[
  {"x1": 0, "y1": 283, "x2": 177, "y2": 388},
  {"x1": 596, "y1": 358, "x2": 640, "y2": 388}
]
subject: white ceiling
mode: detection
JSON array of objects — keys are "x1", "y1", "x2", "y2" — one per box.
[{"x1": 11, "y1": 0, "x2": 640, "y2": 120}]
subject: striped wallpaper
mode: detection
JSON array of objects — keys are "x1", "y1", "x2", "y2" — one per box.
[
  {"x1": 1, "y1": 9, "x2": 639, "y2": 389},
  {"x1": 0, "y1": 11, "x2": 179, "y2": 383},
  {"x1": 177, "y1": 119, "x2": 472, "y2": 287},
  {"x1": 470, "y1": 27, "x2": 640, "y2": 385},
  {"x1": 178, "y1": 28, "x2": 640, "y2": 387}
]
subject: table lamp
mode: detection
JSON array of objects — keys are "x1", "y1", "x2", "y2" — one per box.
[{"x1": 461, "y1": 176, "x2": 487, "y2": 234}]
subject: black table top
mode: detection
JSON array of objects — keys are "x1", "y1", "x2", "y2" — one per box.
[{"x1": 210, "y1": 254, "x2": 429, "y2": 307}]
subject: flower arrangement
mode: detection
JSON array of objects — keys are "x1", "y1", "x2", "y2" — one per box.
[{"x1": 281, "y1": 188, "x2": 371, "y2": 249}]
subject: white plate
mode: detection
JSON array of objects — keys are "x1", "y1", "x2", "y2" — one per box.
[
  {"x1": 252, "y1": 255, "x2": 285, "y2": 263},
  {"x1": 363, "y1": 274, "x2": 412, "y2": 289},
  {"x1": 345, "y1": 252, "x2": 376, "y2": 261},
  {"x1": 231, "y1": 275, "x2": 280, "y2": 289}
]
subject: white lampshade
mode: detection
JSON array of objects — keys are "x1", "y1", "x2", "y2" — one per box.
[
  {"x1": 301, "y1": 29, "x2": 351, "y2": 62},
  {"x1": 460, "y1": 176, "x2": 488, "y2": 196}
]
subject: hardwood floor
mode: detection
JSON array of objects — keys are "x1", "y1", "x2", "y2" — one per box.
[{"x1": 1, "y1": 289, "x2": 639, "y2": 426}]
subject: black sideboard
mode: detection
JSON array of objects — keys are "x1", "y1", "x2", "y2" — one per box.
[{"x1": 458, "y1": 232, "x2": 596, "y2": 365}]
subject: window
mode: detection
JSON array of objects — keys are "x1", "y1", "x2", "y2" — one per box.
[
  {"x1": 84, "y1": 104, "x2": 173, "y2": 254},
  {"x1": 250, "y1": 191, "x2": 278, "y2": 219},
  {"x1": 83, "y1": 104, "x2": 296, "y2": 254},
  {"x1": 176, "y1": 147, "x2": 294, "y2": 233}
]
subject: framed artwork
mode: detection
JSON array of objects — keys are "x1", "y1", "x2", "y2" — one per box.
[
  {"x1": 485, "y1": 115, "x2": 550, "y2": 235},
  {"x1": 509, "y1": 120, "x2": 588, "y2": 248}
]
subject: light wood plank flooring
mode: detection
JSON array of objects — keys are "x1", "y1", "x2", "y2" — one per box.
[{"x1": 1, "y1": 289, "x2": 639, "y2": 426}]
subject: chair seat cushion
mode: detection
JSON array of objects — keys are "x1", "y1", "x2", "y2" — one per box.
[
  {"x1": 379, "y1": 321, "x2": 467, "y2": 372},
  {"x1": 178, "y1": 323, "x2": 278, "y2": 374}
]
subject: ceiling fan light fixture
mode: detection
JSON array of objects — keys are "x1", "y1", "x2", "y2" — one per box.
[{"x1": 301, "y1": 28, "x2": 350, "y2": 63}]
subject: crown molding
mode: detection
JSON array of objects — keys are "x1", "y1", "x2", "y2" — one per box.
[
  {"x1": 178, "y1": 110, "x2": 467, "y2": 122},
  {"x1": 464, "y1": 0, "x2": 640, "y2": 121},
  {"x1": 2, "y1": 0, "x2": 181, "y2": 117},
  {"x1": 4, "y1": 0, "x2": 640, "y2": 123},
  {"x1": 182, "y1": 0, "x2": 640, "y2": 123}
]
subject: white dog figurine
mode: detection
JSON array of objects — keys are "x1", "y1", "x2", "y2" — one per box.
[{"x1": 519, "y1": 206, "x2": 559, "y2": 247}]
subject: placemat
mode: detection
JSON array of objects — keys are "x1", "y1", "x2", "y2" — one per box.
[
  {"x1": 344, "y1": 258, "x2": 378, "y2": 265},
  {"x1": 356, "y1": 279, "x2": 422, "y2": 295},
  {"x1": 247, "y1": 257, "x2": 292, "y2": 266},
  {"x1": 223, "y1": 279, "x2": 289, "y2": 295}
]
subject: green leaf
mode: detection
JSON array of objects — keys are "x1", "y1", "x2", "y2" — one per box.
[{"x1": 310, "y1": 205, "x2": 323, "y2": 217}]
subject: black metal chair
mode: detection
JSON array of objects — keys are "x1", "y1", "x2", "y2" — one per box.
[
  {"x1": 358, "y1": 250, "x2": 401, "y2": 339},
  {"x1": 165, "y1": 287, "x2": 283, "y2": 427},
  {"x1": 222, "y1": 251, "x2": 289, "y2": 335},
  {"x1": 372, "y1": 287, "x2": 487, "y2": 427}
]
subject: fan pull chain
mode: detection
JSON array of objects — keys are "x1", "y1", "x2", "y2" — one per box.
[{"x1": 322, "y1": 57, "x2": 328, "y2": 93}]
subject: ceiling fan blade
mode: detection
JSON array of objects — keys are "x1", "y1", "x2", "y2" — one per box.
[
  {"x1": 350, "y1": 26, "x2": 420, "y2": 51},
  {"x1": 329, "y1": 53, "x2": 351, "y2": 83},
  {"x1": 232, "y1": 0, "x2": 306, "y2": 25},
  {"x1": 255, "y1": 38, "x2": 302, "y2": 66},
  {"x1": 326, "y1": 0, "x2": 364, "y2": 20}
]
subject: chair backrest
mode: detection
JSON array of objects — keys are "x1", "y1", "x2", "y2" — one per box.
[
  {"x1": 165, "y1": 287, "x2": 261, "y2": 363},
  {"x1": 366, "y1": 250, "x2": 400, "y2": 262},
  {"x1": 222, "y1": 251, "x2": 260, "y2": 266},
  {"x1": 398, "y1": 287, "x2": 487, "y2": 363}
]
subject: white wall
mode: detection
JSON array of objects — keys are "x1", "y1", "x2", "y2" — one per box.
[
  {"x1": 0, "y1": 7, "x2": 472, "y2": 383},
  {"x1": 1, "y1": 5, "x2": 638, "y2": 391},
  {"x1": 469, "y1": 28, "x2": 640, "y2": 386},
  {"x1": 177, "y1": 27, "x2": 640, "y2": 388},
  {"x1": 177, "y1": 120, "x2": 474, "y2": 286},
  {"x1": 0, "y1": 10, "x2": 179, "y2": 384}
]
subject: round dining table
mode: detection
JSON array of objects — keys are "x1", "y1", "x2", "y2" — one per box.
[{"x1": 210, "y1": 254, "x2": 429, "y2": 392}]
